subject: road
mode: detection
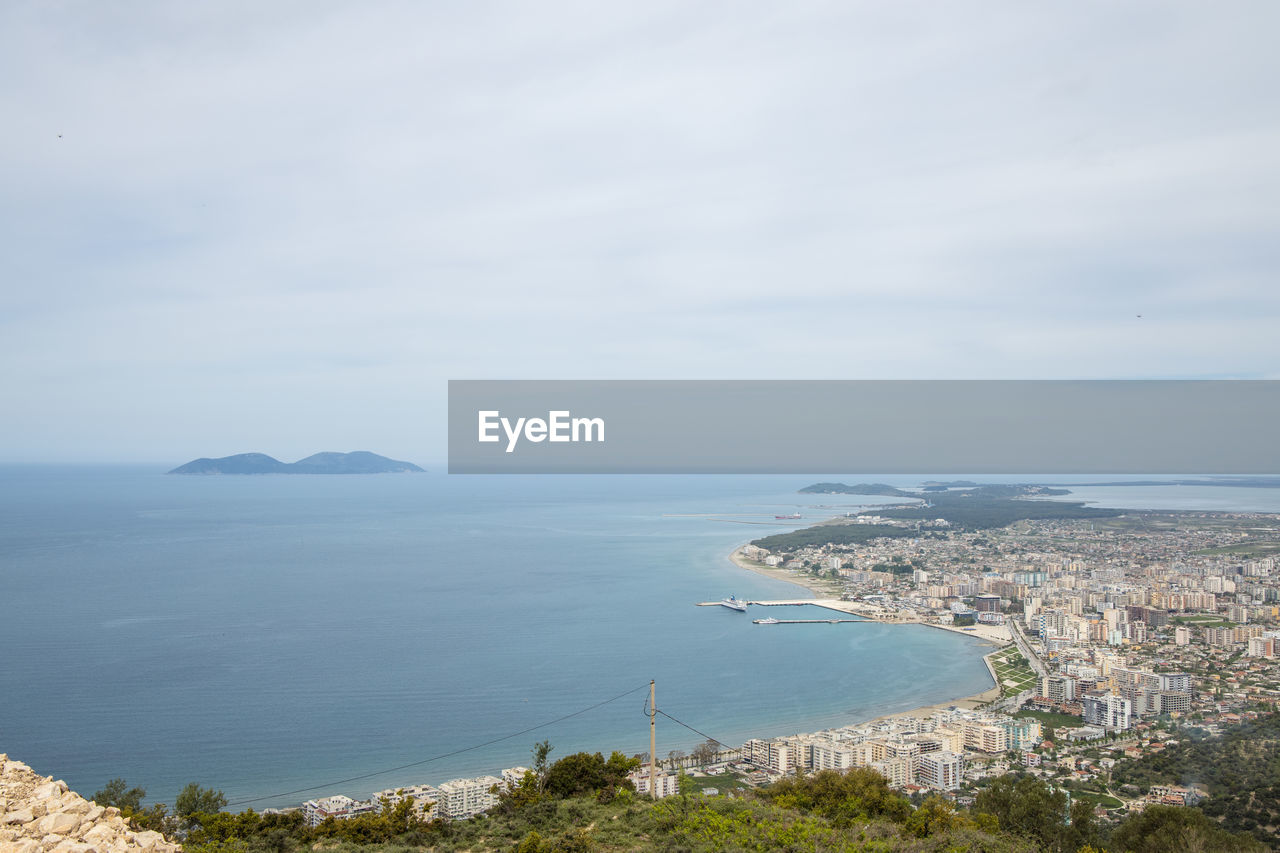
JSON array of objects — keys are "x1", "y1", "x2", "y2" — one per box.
[{"x1": 1009, "y1": 618, "x2": 1049, "y2": 679}]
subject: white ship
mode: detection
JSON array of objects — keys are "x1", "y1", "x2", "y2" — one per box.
[
  {"x1": 719, "y1": 595, "x2": 748, "y2": 612},
  {"x1": 753, "y1": 617, "x2": 780, "y2": 625}
]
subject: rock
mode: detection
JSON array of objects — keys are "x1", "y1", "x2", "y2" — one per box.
[
  {"x1": 52, "y1": 841, "x2": 95, "y2": 853},
  {"x1": 33, "y1": 782, "x2": 62, "y2": 801},
  {"x1": 37, "y1": 812, "x2": 82, "y2": 835},
  {"x1": 83, "y1": 823, "x2": 116, "y2": 843},
  {"x1": 1, "y1": 757, "x2": 177, "y2": 853},
  {"x1": 134, "y1": 829, "x2": 166, "y2": 849}
]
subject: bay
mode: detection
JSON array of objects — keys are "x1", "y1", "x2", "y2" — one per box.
[{"x1": 5, "y1": 469, "x2": 1172, "y2": 808}]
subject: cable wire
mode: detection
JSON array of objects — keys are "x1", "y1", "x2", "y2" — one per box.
[
  {"x1": 653, "y1": 709, "x2": 742, "y2": 755},
  {"x1": 652, "y1": 707, "x2": 767, "y2": 770},
  {"x1": 226, "y1": 682, "x2": 650, "y2": 807}
]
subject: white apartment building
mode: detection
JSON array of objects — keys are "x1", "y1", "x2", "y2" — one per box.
[
  {"x1": 435, "y1": 775, "x2": 502, "y2": 821},
  {"x1": 628, "y1": 770, "x2": 681, "y2": 799},
  {"x1": 1082, "y1": 692, "x2": 1132, "y2": 730},
  {"x1": 917, "y1": 752, "x2": 964, "y2": 791},
  {"x1": 808, "y1": 738, "x2": 860, "y2": 771},
  {"x1": 302, "y1": 795, "x2": 376, "y2": 827},
  {"x1": 870, "y1": 758, "x2": 912, "y2": 788},
  {"x1": 501, "y1": 767, "x2": 532, "y2": 788},
  {"x1": 370, "y1": 785, "x2": 442, "y2": 821},
  {"x1": 743, "y1": 738, "x2": 796, "y2": 775}
]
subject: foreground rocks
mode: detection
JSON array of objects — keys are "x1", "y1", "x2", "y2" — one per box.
[{"x1": 0, "y1": 755, "x2": 180, "y2": 853}]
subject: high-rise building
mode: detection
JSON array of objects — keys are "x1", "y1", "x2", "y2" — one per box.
[
  {"x1": 917, "y1": 752, "x2": 965, "y2": 790},
  {"x1": 1082, "y1": 692, "x2": 1132, "y2": 730},
  {"x1": 974, "y1": 594, "x2": 1002, "y2": 613},
  {"x1": 435, "y1": 776, "x2": 502, "y2": 820}
]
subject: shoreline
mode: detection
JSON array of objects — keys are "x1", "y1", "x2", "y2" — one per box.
[
  {"x1": 727, "y1": 544, "x2": 844, "y2": 599},
  {"x1": 726, "y1": 539, "x2": 1009, "y2": 731}
]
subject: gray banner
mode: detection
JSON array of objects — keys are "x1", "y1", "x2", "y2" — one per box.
[{"x1": 447, "y1": 380, "x2": 1279, "y2": 474}]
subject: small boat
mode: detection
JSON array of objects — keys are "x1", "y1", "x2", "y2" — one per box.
[
  {"x1": 719, "y1": 595, "x2": 748, "y2": 612},
  {"x1": 753, "y1": 617, "x2": 780, "y2": 625}
]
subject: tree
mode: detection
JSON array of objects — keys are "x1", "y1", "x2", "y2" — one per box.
[
  {"x1": 690, "y1": 739, "x2": 720, "y2": 767},
  {"x1": 905, "y1": 794, "x2": 966, "y2": 837},
  {"x1": 1109, "y1": 804, "x2": 1264, "y2": 852},
  {"x1": 495, "y1": 769, "x2": 544, "y2": 813},
  {"x1": 93, "y1": 778, "x2": 146, "y2": 812},
  {"x1": 531, "y1": 740, "x2": 554, "y2": 794},
  {"x1": 544, "y1": 752, "x2": 633, "y2": 799},
  {"x1": 175, "y1": 783, "x2": 228, "y2": 819},
  {"x1": 760, "y1": 767, "x2": 911, "y2": 826},
  {"x1": 973, "y1": 776, "x2": 1070, "y2": 852}
]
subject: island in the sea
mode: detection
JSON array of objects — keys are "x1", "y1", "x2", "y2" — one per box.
[{"x1": 168, "y1": 451, "x2": 424, "y2": 475}]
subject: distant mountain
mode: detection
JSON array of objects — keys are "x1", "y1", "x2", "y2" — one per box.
[
  {"x1": 798, "y1": 482, "x2": 915, "y2": 497},
  {"x1": 168, "y1": 451, "x2": 424, "y2": 475}
]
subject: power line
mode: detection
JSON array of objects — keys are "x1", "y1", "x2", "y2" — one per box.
[
  {"x1": 653, "y1": 707, "x2": 767, "y2": 772},
  {"x1": 654, "y1": 708, "x2": 740, "y2": 754},
  {"x1": 227, "y1": 682, "x2": 650, "y2": 808}
]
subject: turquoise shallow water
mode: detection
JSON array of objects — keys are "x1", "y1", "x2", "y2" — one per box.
[{"x1": 1, "y1": 470, "x2": 1022, "y2": 806}]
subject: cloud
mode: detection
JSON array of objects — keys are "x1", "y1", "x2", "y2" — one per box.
[{"x1": 1, "y1": 1, "x2": 1277, "y2": 461}]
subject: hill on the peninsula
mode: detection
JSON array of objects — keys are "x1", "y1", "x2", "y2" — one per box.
[
  {"x1": 798, "y1": 482, "x2": 915, "y2": 497},
  {"x1": 168, "y1": 451, "x2": 424, "y2": 475}
]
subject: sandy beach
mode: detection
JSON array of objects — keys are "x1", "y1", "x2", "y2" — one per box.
[
  {"x1": 726, "y1": 542, "x2": 1010, "y2": 730},
  {"x1": 728, "y1": 545, "x2": 843, "y2": 598}
]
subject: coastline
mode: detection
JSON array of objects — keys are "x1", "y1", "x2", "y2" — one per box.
[
  {"x1": 726, "y1": 539, "x2": 1008, "y2": 731},
  {"x1": 727, "y1": 545, "x2": 843, "y2": 599}
]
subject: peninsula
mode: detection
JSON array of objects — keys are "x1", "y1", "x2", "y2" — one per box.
[{"x1": 168, "y1": 451, "x2": 424, "y2": 475}]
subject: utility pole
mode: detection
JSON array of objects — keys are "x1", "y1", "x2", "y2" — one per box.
[{"x1": 649, "y1": 679, "x2": 657, "y2": 800}]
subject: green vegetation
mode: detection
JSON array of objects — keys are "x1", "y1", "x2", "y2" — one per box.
[
  {"x1": 133, "y1": 751, "x2": 1280, "y2": 852},
  {"x1": 798, "y1": 482, "x2": 914, "y2": 496},
  {"x1": 1111, "y1": 713, "x2": 1280, "y2": 845},
  {"x1": 1013, "y1": 709, "x2": 1086, "y2": 730},
  {"x1": 1170, "y1": 614, "x2": 1236, "y2": 628},
  {"x1": 89, "y1": 778, "x2": 215, "y2": 834},
  {"x1": 987, "y1": 647, "x2": 1040, "y2": 696},
  {"x1": 178, "y1": 784, "x2": 230, "y2": 820},
  {"x1": 974, "y1": 775, "x2": 1100, "y2": 852},
  {"x1": 543, "y1": 751, "x2": 638, "y2": 799},
  {"x1": 750, "y1": 523, "x2": 913, "y2": 552},
  {"x1": 1108, "y1": 805, "x2": 1263, "y2": 852},
  {"x1": 93, "y1": 778, "x2": 146, "y2": 812},
  {"x1": 1194, "y1": 540, "x2": 1280, "y2": 558},
  {"x1": 877, "y1": 490, "x2": 1120, "y2": 531}
]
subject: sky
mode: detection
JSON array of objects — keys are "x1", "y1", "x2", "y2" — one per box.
[{"x1": 2, "y1": 2, "x2": 1278, "y2": 464}]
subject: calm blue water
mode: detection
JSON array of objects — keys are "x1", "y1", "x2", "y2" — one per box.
[{"x1": 6, "y1": 470, "x2": 1269, "y2": 808}]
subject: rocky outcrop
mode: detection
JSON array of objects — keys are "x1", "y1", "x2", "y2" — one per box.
[{"x1": 0, "y1": 756, "x2": 179, "y2": 853}]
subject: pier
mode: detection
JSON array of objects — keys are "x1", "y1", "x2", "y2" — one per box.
[
  {"x1": 695, "y1": 598, "x2": 867, "y2": 614},
  {"x1": 753, "y1": 618, "x2": 863, "y2": 624}
]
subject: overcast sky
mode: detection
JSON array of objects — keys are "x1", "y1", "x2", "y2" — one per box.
[{"x1": 2, "y1": 2, "x2": 1277, "y2": 464}]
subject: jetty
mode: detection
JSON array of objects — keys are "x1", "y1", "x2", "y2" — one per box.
[
  {"x1": 753, "y1": 618, "x2": 863, "y2": 624},
  {"x1": 695, "y1": 598, "x2": 867, "y2": 615}
]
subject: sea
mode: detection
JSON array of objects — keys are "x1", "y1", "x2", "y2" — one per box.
[{"x1": 3, "y1": 469, "x2": 1279, "y2": 809}]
